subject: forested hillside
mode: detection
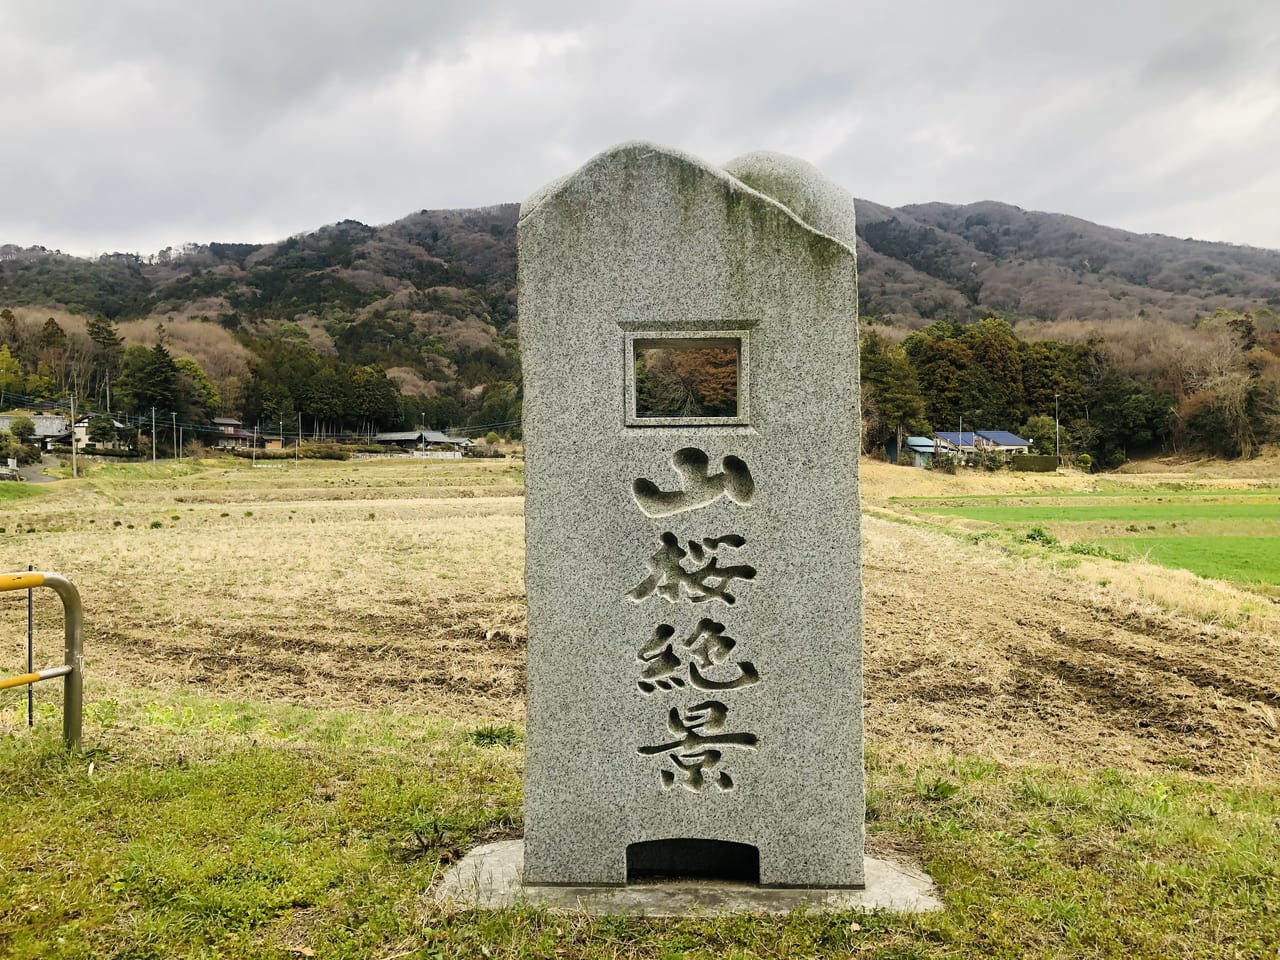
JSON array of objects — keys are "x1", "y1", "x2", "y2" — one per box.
[
  {"x1": 0, "y1": 205, "x2": 521, "y2": 440},
  {"x1": 2, "y1": 196, "x2": 1279, "y2": 464},
  {"x1": 856, "y1": 200, "x2": 1280, "y2": 326}
]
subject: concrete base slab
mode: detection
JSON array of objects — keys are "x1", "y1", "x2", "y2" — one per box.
[{"x1": 434, "y1": 841, "x2": 942, "y2": 916}]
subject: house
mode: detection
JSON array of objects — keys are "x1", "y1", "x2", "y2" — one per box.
[
  {"x1": 212, "y1": 416, "x2": 255, "y2": 450},
  {"x1": 904, "y1": 436, "x2": 938, "y2": 468},
  {"x1": 974, "y1": 430, "x2": 1031, "y2": 456},
  {"x1": 918, "y1": 429, "x2": 1033, "y2": 466},
  {"x1": 933, "y1": 431, "x2": 978, "y2": 457},
  {"x1": 885, "y1": 436, "x2": 939, "y2": 467},
  {"x1": 373, "y1": 429, "x2": 472, "y2": 456},
  {"x1": 71, "y1": 415, "x2": 129, "y2": 452},
  {"x1": 0, "y1": 412, "x2": 68, "y2": 452}
]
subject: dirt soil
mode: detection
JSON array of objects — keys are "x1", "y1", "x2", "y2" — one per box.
[
  {"x1": 862, "y1": 516, "x2": 1279, "y2": 780},
  {"x1": 5, "y1": 458, "x2": 1278, "y2": 782}
]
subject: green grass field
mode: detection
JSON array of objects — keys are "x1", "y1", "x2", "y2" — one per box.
[
  {"x1": 4, "y1": 691, "x2": 1277, "y2": 960},
  {"x1": 0, "y1": 483, "x2": 46, "y2": 502},
  {"x1": 904, "y1": 489, "x2": 1280, "y2": 589},
  {"x1": 1095, "y1": 536, "x2": 1280, "y2": 585},
  {"x1": 917, "y1": 501, "x2": 1280, "y2": 524}
]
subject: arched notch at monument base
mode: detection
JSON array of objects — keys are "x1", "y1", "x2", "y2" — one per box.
[
  {"x1": 434, "y1": 841, "x2": 943, "y2": 916},
  {"x1": 626, "y1": 838, "x2": 760, "y2": 885}
]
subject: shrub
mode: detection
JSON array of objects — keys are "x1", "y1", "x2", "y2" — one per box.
[
  {"x1": 1010, "y1": 454, "x2": 1058, "y2": 472},
  {"x1": 230, "y1": 444, "x2": 349, "y2": 461},
  {"x1": 1068, "y1": 541, "x2": 1127, "y2": 561},
  {"x1": 971, "y1": 449, "x2": 1003, "y2": 471},
  {"x1": 77, "y1": 447, "x2": 142, "y2": 459},
  {"x1": 1024, "y1": 526, "x2": 1059, "y2": 546}
]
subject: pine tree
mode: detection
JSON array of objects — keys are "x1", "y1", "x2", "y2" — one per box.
[{"x1": 86, "y1": 316, "x2": 124, "y2": 408}]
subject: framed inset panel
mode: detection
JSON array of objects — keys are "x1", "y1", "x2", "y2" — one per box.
[{"x1": 625, "y1": 330, "x2": 750, "y2": 427}]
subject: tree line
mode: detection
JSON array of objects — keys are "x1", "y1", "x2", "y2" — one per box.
[
  {"x1": 0, "y1": 308, "x2": 485, "y2": 450},
  {"x1": 6, "y1": 298, "x2": 1277, "y2": 467},
  {"x1": 861, "y1": 311, "x2": 1280, "y2": 467}
]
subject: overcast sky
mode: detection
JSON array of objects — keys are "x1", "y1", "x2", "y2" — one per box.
[{"x1": 3, "y1": 0, "x2": 1279, "y2": 256}]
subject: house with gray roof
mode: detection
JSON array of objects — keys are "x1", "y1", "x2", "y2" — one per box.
[
  {"x1": 0, "y1": 412, "x2": 68, "y2": 451},
  {"x1": 372, "y1": 429, "x2": 472, "y2": 454}
]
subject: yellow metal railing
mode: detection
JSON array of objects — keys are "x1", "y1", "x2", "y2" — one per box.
[{"x1": 1, "y1": 572, "x2": 83, "y2": 749}]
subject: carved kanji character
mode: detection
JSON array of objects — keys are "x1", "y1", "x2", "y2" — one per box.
[
  {"x1": 638, "y1": 700, "x2": 758, "y2": 791},
  {"x1": 632, "y1": 447, "x2": 755, "y2": 517},
  {"x1": 627, "y1": 533, "x2": 756, "y2": 605},
  {"x1": 637, "y1": 624, "x2": 686, "y2": 692},
  {"x1": 636, "y1": 619, "x2": 759, "y2": 694}
]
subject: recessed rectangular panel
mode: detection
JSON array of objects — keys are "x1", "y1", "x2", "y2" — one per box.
[{"x1": 626, "y1": 332, "x2": 749, "y2": 426}]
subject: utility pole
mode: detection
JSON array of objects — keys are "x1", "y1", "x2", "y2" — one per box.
[
  {"x1": 296, "y1": 412, "x2": 301, "y2": 465},
  {"x1": 151, "y1": 407, "x2": 156, "y2": 464},
  {"x1": 69, "y1": 394, "x2": 77, "y2": 479},
  {"x1": 1054, "y1": 392, "x2": 1060, "y2": 463},
  {"x1": 172, "y1": 412, "x2": 177, "y2": 461},
  {"x1": 252, "y1": 425, "x2": 258, "y2": 466}
]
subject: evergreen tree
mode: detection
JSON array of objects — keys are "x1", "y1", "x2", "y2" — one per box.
[
  {"x1": 115, "y1": 342, "x2": 179, "y2": 415},
  {"x1": 0, "y1": 344, "x2": 24, "y2": 401},
  {"x1": 37, "y1": 317, "x2": 70, "y2": 392},
  {"x1": 86, "y1": 316, "x2": 124, "y2": 407},
  {"x1": 8, "y1": 414, "x2": 36, "y2": 445},
  {"x1": 860, "y1": 330, "x2": 928, "y2": 459},
  {"x1": 174, "y1": 357, "x2": 220, "y2": 422},
  {"x1": 86, "y1": 413, "x2": 117, "y2": 446}
]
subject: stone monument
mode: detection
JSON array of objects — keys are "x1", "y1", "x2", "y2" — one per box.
[{"x1": 519, "y1": 142, "x2": 864, "y2": 889}]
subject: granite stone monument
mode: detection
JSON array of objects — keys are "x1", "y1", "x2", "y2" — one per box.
[{"x1": 519, "y1": 142, "x2": 863, "y2": 888}]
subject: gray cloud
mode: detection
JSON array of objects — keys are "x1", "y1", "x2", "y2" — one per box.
[{"x1": 2, "y1": 0, "x2": 1278, "y2": 254}]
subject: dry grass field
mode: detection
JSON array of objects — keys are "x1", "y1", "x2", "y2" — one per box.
[
  {"x1": 6, "y1": 455, "x2": 1274, "y2": 781},
  {"x1": 2, "y1": 453, "x2": 1279, "y2": 958},
  {"x1": 3, "y1": 458, "x2": 528, "y2": 720}
]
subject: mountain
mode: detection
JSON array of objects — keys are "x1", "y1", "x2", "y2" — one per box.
[
  {"x1": 854, "y1": 200, "x2": 1280, "y2": 327},
  {"x1": 0, "y1": 205, "x2": 521, "y2": 409},
  {"x1": 2, "y1": 198, "x2": 1278, "y2": 428}
]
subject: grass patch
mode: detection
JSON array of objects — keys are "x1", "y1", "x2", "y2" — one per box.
[
  {"x1": 0, "y1": 483, "x2": 46, "y2": 502},
  {"x1": 1, "y1": 703, "x2": 1277, "y2": 958},
  {"x1": 904, "y1": 490, "x2": 1280, "y2": 587},
  {"x1": 467, "y1": 723, "x2": 524, "y2": 748},
  {"x1": 921, "y1": 501, "x2": 1280, "y2": 524},
  {"x1": 0, "y1": 691, "x2": 520, "y2": 960},
  {"x1": 1098, "y1": 536, "x2": 1280, "y2": 585}
]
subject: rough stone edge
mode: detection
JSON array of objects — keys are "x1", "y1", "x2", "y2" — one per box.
[
  {"x1": 517, "y1": 140, "x2": 858, "y2": 260},
  {"x1": 722, "y1": 150, "x2": 858, "y2": 254},
  {"x1": 433, "y1": 841, "x2": 942, "y2": 917}
]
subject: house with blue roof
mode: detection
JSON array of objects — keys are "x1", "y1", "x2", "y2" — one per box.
[
  {"x1": 934, "y1": 431, "x2": 978, "y2": 455},
  {"x1": 974, "y1": 430, "x2": 1031, "y2": 455},
  {"x1": 904, "y1": 436, "x2": 938, "y2": 467},
  {"x1": 920, "y1": 429, "x2": 1033, "y2": 466}
]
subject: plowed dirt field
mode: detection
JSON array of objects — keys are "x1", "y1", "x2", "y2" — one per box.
[{"x1": 4, "y1": 456, "x2": 1278, "y2": 782}]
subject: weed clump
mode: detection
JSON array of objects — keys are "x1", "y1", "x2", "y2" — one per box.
[
  {"x1": 1024, "y1": 526, "x2": 1059, "y2": 546},
  {"x1": 467, "y1": 724, "x2": 523, "y2": 748}
]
